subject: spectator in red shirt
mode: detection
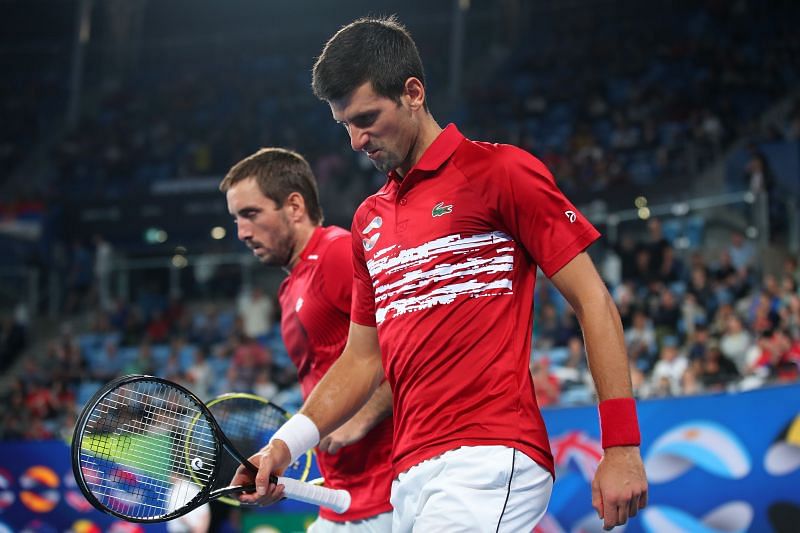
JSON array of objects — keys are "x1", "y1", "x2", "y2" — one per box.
[{"x1": 531, "y1": 357, "x2": 561, "y2": 407}]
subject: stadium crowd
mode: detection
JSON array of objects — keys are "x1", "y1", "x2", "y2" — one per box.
[
  {"x1": 1, "y1": 219, "x2": 799, "y2": 441},
  {"x1": 2, "y1": 0, "x2": 800, "y2": 442},
  {"x1": 4, "y1": 1, "x2": 797, "y2": 215}
]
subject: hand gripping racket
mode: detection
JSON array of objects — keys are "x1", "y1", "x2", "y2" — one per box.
[
  {"x1": 189, "y1": 392, "x2": 314, "y2": 506},
  {"x1": 71, "y1": 375, "x2": 350, "y2": 523}
]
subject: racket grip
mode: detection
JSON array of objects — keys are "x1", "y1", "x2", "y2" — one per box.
[{"x1": 276, "y1": 476, "x2": 351, "y2": 514}]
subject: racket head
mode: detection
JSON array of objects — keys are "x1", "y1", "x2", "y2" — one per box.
[
  {"x1": 71, "y1": 375, "x2": 225, "y2": 523},
  {"x1": 190, "y1": 392, "x2": 313, "y2": 506}
]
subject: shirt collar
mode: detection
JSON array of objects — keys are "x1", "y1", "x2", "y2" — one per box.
[
  {"x1": 387, "y1": 123, "x2": 463, "y2": 183},
  {"x1": 299, "y1": 226, "x2": 324, "y2": 263}
]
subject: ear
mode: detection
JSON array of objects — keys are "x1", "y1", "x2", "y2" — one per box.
[
  {"x1": 403, "y1": 77, "x2": 426, "y2": 112},
  {"x1": 283, "y1": 191, "x2": 307, "y2": 223}
]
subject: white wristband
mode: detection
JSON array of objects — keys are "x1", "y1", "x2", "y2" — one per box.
[{"x1": 269, "y1": 414, "x2": 320, "y2": 464}]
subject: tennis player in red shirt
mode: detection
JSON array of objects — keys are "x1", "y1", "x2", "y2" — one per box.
[
  {"x1": 221, "y1": 147, "x2": 393, "y2": 531},
  {"x1": 235, "y1": 17, "x2": 648, "y2": 532}
]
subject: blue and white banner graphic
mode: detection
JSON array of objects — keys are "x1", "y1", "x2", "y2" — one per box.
[
  {"x1": 0, "y1": 440, "x2": 322, "y2": 532},
  {"x1": 1, "y1": 383, "x2": 798, "y2": 532},
  {"x1": 540, "y1": 383, "x2": 800, "y2": 533}
]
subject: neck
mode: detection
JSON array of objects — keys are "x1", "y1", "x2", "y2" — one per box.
[
  {"x1": 285, "y1": 223, "x2": 319, "y2": 272},
  {"x1": 398, "y1": 113, "x2": 443, "y2": 177}
]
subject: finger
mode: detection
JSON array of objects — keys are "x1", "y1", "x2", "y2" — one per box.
[
  {"x1": 640, "y1": 489, "x2": 648, "y2": 509},
  {"x1": 603, "y1": 501, "x2": 618, "y2": 531},
  {"x1": 318, "y1": 437, "x2": 331, "y2": 454},
  {"x1": 254, "y1": 456, "x2": 275, "y2": 496},
  {"x1": 615, "y1": 502, "x2": 629, "y2": 527},
  {"x1": 328, "y1": 440, "x2": 342, "y2": 454},
  {"x1": 230, "y1": 465, "x2": 253, "y2": 487},
  {"x1": 237, "y1": 482, "x2": 283, "y2": 505},
  {"x1": 628, "y1": 494, "x2": 640, "y2": 517},
  {"x1": 591, "y1": 485, "x2": 603, "y2": 519}
]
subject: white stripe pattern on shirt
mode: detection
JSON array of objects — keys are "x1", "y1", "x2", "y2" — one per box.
[{"x1": 366, "y1": 231, "x2": 515, "y2": 324}]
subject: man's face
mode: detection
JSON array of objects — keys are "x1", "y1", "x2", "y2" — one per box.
[
  {"x1": 330, "y1": 81, "x2": 417, "y2": 174},
  {"x1": 226, "y1": 177, "x2": 294, "y2": 266}
]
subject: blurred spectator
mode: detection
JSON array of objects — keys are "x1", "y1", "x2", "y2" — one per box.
[
  {"x1": 680, "y1": 364, "x2": 703, "y2": 396},
  {"x1": 728, "y1": 232, "x2": 756, "y2": 273},
  {"x1": 237, "y1": 286, "x2": 274, "y2": 341},
  {"x1": 121, "y1": 306, "x2": 146, "y2": 346},
  {"x1": 657, "y1": 246, "x2": 684, "y2": 284},
  {"x1": 146, "y1": 309, "x2": 171, "y2": 343},
  {"x1": 749, "y1": 329, "x2": 800, "y2": 382},
  {"x1": 698, "y1": 339, "x2": 740, "y2": 392},
  {"x1": 653, "y1": 289, "x2": 681, "y2": 342},
  {"x1": 191, "y1": 304, "x2": 225, "y2": 347},
  {"x1": 625, "y1": 309, "x2": 657, "y2": 372},
  {"x1": 688, "y1": 265, "x2": 716, "y2": 313},
  {"x1": 531, "y1": 357, "x2": 560, "y2": 408},
  {"x1": 720, "y1": 314, "x2": 753, "y2": 374},
  {"x1": 91, "y1": 339, "x2": 124, "y2": 382},
  {"x1": 745, "y1": 147, "x2": 782, "y2": 238},
  {"x1": 92, "y1": 234, "x2": 114, "y2": 311},
  {"x1": 687, "y1": 323, "x2": 712, "y2": 363},
  {"x1": 185, "y1": 346, "x2": 212, "y2": 400},
  {"x1": 252, "y1": 368, "x2": 278, "y2": 400},
  {"x1": 613, "y1": 234, "x2": 640, "y2": 282},
  {"x1": 123, "y1": 340, "x2": 156, "y2": 376},
  {"x1": 649, "y1": 337, "x2": 689, "y2": 396},
  {"x1": 555, "y1": 337, "x2": 593, "y2": 405},
  {"x1": 232, "y1": 334, "x2": 271, "y2": 372},
  {"x1": 534, "y1": 302, "x2": 569, "y2": 349},
  {"x1": 629, "y1": 361, "x2": 649, "y2": 399},
  {"x1": 680, "y1": 294, "x2": 707, "y2": 338},
  {"x1": 645, "y1": 219, "x2": 670, "y2": 275},
  {"x1": 223, "y1": 334, "x2": 272, "y2": 394},
  {"x1": 781, "y1": 293, "x2": 800, "y2": 340}
]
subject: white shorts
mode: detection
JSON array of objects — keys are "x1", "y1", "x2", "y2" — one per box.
[
  {"x1": 390, "y1": 445, "x2": 552, "y2": 533},
  {"x1": 306, "y1": 511, "x2": 393, "y2": 533}
]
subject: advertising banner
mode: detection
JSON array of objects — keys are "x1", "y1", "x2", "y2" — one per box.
[
  {"x1": 1, "y1": 383, "x2": 799, "y2": 532},
  {"x1": 540, "y1": 383, "x2": 800, "y2": 532}
]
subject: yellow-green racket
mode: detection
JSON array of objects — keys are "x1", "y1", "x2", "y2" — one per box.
[{"x1": 186, "y1": 392, "x2": 314, "y2": 506}]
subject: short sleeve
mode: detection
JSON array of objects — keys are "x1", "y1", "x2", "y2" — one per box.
[
  {"x1": 349, "y1": 215, "x2": 378, "y2": 327},
  {"x1": 471, "y1": 145, "x2": 600, "y2": 278}
]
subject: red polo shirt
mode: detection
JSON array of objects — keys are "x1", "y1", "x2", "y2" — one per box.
[
  {"x1": 279, "y1": 226, "x2": 393, "y2": 521},
  {"x1": 351, "y1": 124, "x2": 600, "y2": 477}
]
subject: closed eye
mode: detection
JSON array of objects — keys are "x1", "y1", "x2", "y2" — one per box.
[
  {"x1": 351, "y1": 112, "x2": 378, "y2": 128},
  {"x1": 339, "y1": 111, "x2": 379, "y2": 130},
  {"x1": 237, "y1": 208, "x2": 260, "y2": 221}
]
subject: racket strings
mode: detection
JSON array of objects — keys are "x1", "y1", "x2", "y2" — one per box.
[
  {"x1": 196, "y1": 397, "x2": 288, "y2": 492},
  {"x1": 188, "y1": 395, "x2": 309, "y2": 504},
  {"x1": 78, "y1": 380, "x2": 218, "y2": 520},
  {"x1": 209, "y1": 397, "x2": 308, "y2": 479}
]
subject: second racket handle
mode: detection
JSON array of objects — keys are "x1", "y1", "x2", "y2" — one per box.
[{"x1": 277, "y1": 476, "x2": 351, "y2": 514}]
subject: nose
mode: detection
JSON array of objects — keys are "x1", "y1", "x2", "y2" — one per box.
[
  {"x1": 237, "y1": 220, "x2": 252, "y2": 242},
  {"x1": 349, "y1": 127, "x2": 369, "y2": 152}
]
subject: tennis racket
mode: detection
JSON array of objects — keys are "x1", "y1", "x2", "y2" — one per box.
[
  {"x1": 71, "y1": 375, "x2": 350, "y2": 523},
  {"x1": 189, "y1": 392, "x2": 314, "y2": 506}
]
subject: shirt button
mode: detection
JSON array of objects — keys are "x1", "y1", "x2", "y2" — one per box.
[{"x1": 399, "y1": 198, "x2": 407, "y2": 206}]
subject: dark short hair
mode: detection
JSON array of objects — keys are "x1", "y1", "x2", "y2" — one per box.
[
  {"x1": 219, "y1": 147, "x2": 323, "y2": 224},
  {"x1": 312, "y1": 15, "x2": 426, "y2": 105}
]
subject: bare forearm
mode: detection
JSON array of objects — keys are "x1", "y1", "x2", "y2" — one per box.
[
  {"x1": 576, "y1": 289, "x2": 633, "y2": 400},
  {"x1": 300, "y1": 345, "x2": 384, "y2": 437},
  {"x1": 550, "y1": 253, "x2": 633, "y2": 401},
  {"x1": 343, "y1": 380, "x2": 392, "y2": 434}
]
